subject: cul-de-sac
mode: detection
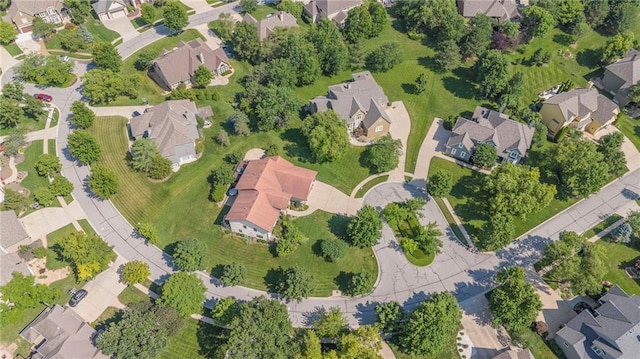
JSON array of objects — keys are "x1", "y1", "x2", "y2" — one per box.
[{"x1": 1, "y1": 1, "x2": 640, "y2": 358}]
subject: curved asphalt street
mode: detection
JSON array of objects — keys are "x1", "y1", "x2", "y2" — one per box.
[{"x1": 2, "y1": 3, "x2": 640, "y2": 327}]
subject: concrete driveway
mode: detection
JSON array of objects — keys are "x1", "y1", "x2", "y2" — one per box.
[
  {"x1": 89, "y1": 105, "x2": 149, "y2": 118},
  {"x1": 182, "y1": 0, "x2": 214, "y2": 14},
  {"x1": 20, "y1": 201, "x2": 85, "y2": 240},
  {"x1": 102, "y1": 16, "x2": 138, "y2": 42},
  {"x1": 304, "y1": 181, "x2": 362, "y2": 216},
  {"x1": 193, "y1": 23, "x2": 224, "y2": 50},
  {"x1": 413, "y1": 118, "x2": 451, "y2": 178},
  {"x1": 459, "y1": 295, "x2": 507, "y2": 359},
  {"x1": 528, "y1": 271, "x2": 577, "y2": 339},
  {"x1": 0, "y1": 46, "x2": 18, "y2": 73},
  {"x1": 386, "y1": 101, "x2": 411, "y2": 181},
  {"x1": 71, "y1": 256, "x2": 127, "y2": 323}
]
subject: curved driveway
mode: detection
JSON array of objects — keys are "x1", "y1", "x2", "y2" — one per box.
[{"x1": 2, "y1": 3, "x2": 640, "y2": 327}]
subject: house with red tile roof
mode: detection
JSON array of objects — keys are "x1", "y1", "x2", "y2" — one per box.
[{"x1": 225, "y1": 156, "x2": 317, "y2": 240}]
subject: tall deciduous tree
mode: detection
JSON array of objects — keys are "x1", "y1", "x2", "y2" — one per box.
[
  {"x1": 366, "y1": 42, "x2": 403, "y2": 73},
  {"x1": 92, "y1": 42, "x2": 122, "y2": 72},
  {"x1": 89, "y1": 164, "x2": 119, "y2": 199},
  {"x1": 32, "y1": 17, "x2": 56, "y2": 39},
  {"x1": 274, "y1": 30, "x2": 320, "y2": 86},
  {"x1": 157, "y1": 272, "x2": 206, "y2": 317},
  {"x1": 276, "y1": 265, "x2": 314, "y2": 302},
  {"x1": 121, "y1": 260, "x2": 151, "y2": 286},
  {"x1": 67, "y1": 130, "x2": 101, "y2": 165},
  {"x1": 600, "y1": 32, "x2": 634, "y2": 65},
  {"x1": 427, "y1": 170, "x2": 453, "y2": 197},
  {"x1": 70, "y1": 101, "x2": 95, "y2": 129},
  {"x1": 314, "y1": 307, "x2": 348, "y2": 339},
  {"x1": 474, "y1": 50, "x2": 510, "y2": 98},
  {"x1": 1, "y1": 188, "x2": 29, "y2": 214},
  {"x1": 35, "y1": 154, "x2": 62, "y2": 177},
  {"x1": 366, "y1": 134, "x2": 402, "y2": 173},
  {"x1": 141, "y1": 3, "x2": 157, "y2": 24},
  {"x1": 554, "y1": 137, "x2": 609, "y2": 198},
  {"x1": 521, "y1": 5, "x2": 555, "y2": 39},
  {"x1": 0, "y1": 273, "x2": 59, "y2": 323},
  {"x1": 163, "y1": 1, "x2": 188, "y2": 32},
  {"x1": 16, "y1": 54, "x2": 72, "y2": 87},
  {"x1": 347, "y1": 205, "x2": 382, "y2": 248},
  {"x1": 227, "y1": 297, "x2": 294, "y2": 359},
  {"x1": 583, "y1": 0, "x2": 610, "y2": 28},
  {"x1": 489, "y1": 266, "x2": 542, "y2": 330},
  {"x1": 0, "y1": 98, "x2": 21, "y2": 128},
  {"x1": 375, "y1": 301, "x2": 404, "y2": 334},
  {"x1": 81, "y1": 69, "x2": 131, "y2": 105},
  {"x1": 308, "y1": 19, "x2": 349, "y2": 76},
  {"x1": 302, "y1": 110, "x2": 349, "y2": 163},
  {"x1": 172, "y1": 237, "x2": 207, "y2": 272},
  {"x1": 471, "y1": 143, "x2": 497, "y2": 168},
  {"x1": 240, "y1": 0, "x2": 257, "y2": 13},
  {"x1": 0, "y1": 20, "x2": 17, "y2": 44},
  {"x1": 338, "y1": 325, "x2": 383, "y2": 359},
  {"x1": 343, "y1": 5, "x2": 373, "y2": 43},
  {"x1": 597, "y1": 132, "x2": 627, "y2": 178},
  {"x1": 232, "y1": 21, "x2": 260, "y2": 63},
  {"x1": 2, "y1": 81, "x2": 24, "y2": 100},
  {"x1": 253, "y1": 86, "x2": 300, "y2": 131},
  {"x1": 193, "y1": 65, "x2": 213, "y2": 88},
  {"x1": 220, "y1": 262, "x2": 246, "y2": 286},
  {"x1": 399, "y1": 292, "x2": 461, "y2": 355},
  {"x1": 604, "y1": 1, "x2": 639, "y2": 34},
  {"x1": 96, "y1": 308, "x2": 168, "y2": 359},
  {"x1": 59, "y1": 230, "x2": 114, "y2": 280},
  {"x1": 460, "y1": 14, "x2": 494, "y2": 59}
]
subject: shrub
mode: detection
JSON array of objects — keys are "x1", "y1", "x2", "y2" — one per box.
[
  {"x1": 121, "y1": 260, "x2": 150, "y2": 285},
  {"x1": 346, "y1": 271, "x2": 375, "y2": 296},
  {"x1": 611, "y1": 223, "x2": 633, "y2": 243},
  {"x1": 211, "y1": 185, "x2": 226, "y2": 202},
  {"x1": 172, "y1": 237, "x2": 207, "y2": 272},
  {"x1": 320, "y1": 239, "x2": 347, "y2": 262},
  {"x1": 34, "y1": 187, "x2": 55, "y2": 206},
  {"x1": 32, "y1": 246, "x2": 47, "y2": 258},
  {"x1": 220, "y1": 262, "x2": 246, "y2": 286},
  {"x1": 532, "y1": 321, "x2": 548, "y2": 335},
  {"x1": 137, "y1": 222, "x2": 158, "y2": 244}
]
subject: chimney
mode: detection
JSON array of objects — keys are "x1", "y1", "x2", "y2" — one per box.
[
  {"x1": 278, "y1": 12, "x2": 283, "y2": 21},
  {"x1": 197, "y1": 52, "x2": 204, "y2": 63}
]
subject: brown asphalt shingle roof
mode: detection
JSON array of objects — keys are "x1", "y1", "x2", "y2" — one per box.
[
  {"x1": 0, "y1": 210, "x2": 30, "y2": 251},
  {"x1": 6, "y1": 0, "x2": 63, "y2": 23},
  {"x1": 543, "y1": 88, "x2": 619, "y2": 126},
  {"x1": 226, "y1": 156, "x2": 317, "y2": 232},
  {"x1": 242, "y1": 11, "x2": 298, "y2": 40}
]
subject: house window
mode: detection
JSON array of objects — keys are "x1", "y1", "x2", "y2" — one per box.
[
  {"x1": 590, "y1": 345, "x2": 604, "y2": 357},
  {"x1": 564, "y1": 343, "x2": 568, "y2": 347},
  {"x1": 508, "y1": 151, "x2": 518, "y2": 160},
  {"x1": 375, "y1": 125, "x2": 383, "y2": 132},
  {"x1": 243, "y1": 225, "x2": 247, "y2": 229},
  {"x1": 458, "y1": 143, "x2": 463, "y2": 148},
  {"x1": 451, "y1": 148, "x2": 457, "y2": 155},
  {"x1": 47, "y1": 7, "x2": 56, "y2": 15},
  {"x1": 460, "y1": 152, "x2": 466, "y2": 159},
  {"x1": 257, "y1": 234, "x2": 263, "y2": 239}
]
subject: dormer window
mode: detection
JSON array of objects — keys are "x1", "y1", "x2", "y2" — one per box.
[
  {"x1": 458, "y1": 143, "x2": 463, "y2": 148},
  {"x1": 508, "y1": 151, "x2": 518, "y2": 160}
]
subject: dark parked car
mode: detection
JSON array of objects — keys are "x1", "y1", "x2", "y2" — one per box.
[
  {"x1": 221, "y1": 45, "x2": 233, "y2": 58},
  {"x1": 69, "y1": 289, "x2": 88, "y2": 307},
  {"x1": 33, "y1": 93, "x2": 53, "y2": 102},
  {"x1": 132, "y1": 111, "x2": 141, "y2": 117}
]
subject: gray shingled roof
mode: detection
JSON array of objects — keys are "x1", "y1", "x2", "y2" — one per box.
[
  {"x1": 0, "y1": 252, "x2": 32, "y2": 286},
  {"x1": 91, "y1": 0, "x2": 126, "y2": 15},
  {"x1": 458, "y1": 0, "x2": 519, "y2": 21},
  {"x1": 129, "y1": 100, "x2": 200, "y2": 165},
  {"x1": 0, "y1": 210, "x2": 30, "y2": 251},
  {"x1": 6, "y1": 0, "x2": 63, "y2": 22},
  {"x1": 446, "y1": 106, "x2": 534, "y2": 160},
  {"x1": 304, "y1": 0, "x2": 363, "y2": 20},
  {"x1": 543, "y1": 88, "x2": 619, "y2": 127},
  {"x1": 309, "y1": 71, "x2": 390, "y2": 128},
  {"x1": 243, "y1": 11, "x2": 298, "y2": 40},
  {"x1": 20, "y1": 305, "x2": 107, "y2": 359},
  {"x1": 605, "y1": 48, "x2": 640, "y2": 91}
]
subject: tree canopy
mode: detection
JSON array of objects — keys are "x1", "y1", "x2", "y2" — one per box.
[
  {"x1": 347, "y1": 205, "x2": 382, "y2": 248},
  {"x1": 489, "y1": 266, "x2": 542, "y2": 330},
  {"x1": 89, "y1": 164, "x2": 119, "y2": 199},
  {"x1": 302, "y1": 110, "x2": 350, "y2": 163},
  {"x1": 121, "y1": 260, "x2": 151, "y2": 286},
  {"x1": 553, "y1": 137, "x2": 609, "y2": 198},
  {"x1": 0, "y1": 273, "x2": 60, "y2": 323},
  {"x1": 163, "y1": 1, "x2": 188, "y2": 32},
  {"x1": 35, "y1": 154, "x2": 62, "y2": 177},
  {"x1": 475, "y1": 50, "x2": 510, "y2": 98},
  {"x1": 366, "y1": 42, "x2": 403, "y2": 73},
  {"x1": 92, "y1": 42, "x2": 122, "y2": 72},
  {"x1": 366, "y1": 134, "x2": 402, "y2": 173},
  {"x1": 96, "y1": 308, "x2": 168, "y2": 359},
  {"x1": 172, "y1": 237, "x2": 207, "y2": 272},
  {"x1": 314, "y1": 307, "x2": 348, "y2": 339},
  {"x1": 67, "y1": 129, "x2": 100, "y2": 165},
  {"x1": 220, "y1": 262, "x2": 246, "y2": 286},
  {"x1": 0, "y1": 20, "x2": 17, "y2": 44},
  {"x1": 427, "y1": 170, "x2": 454, "y2": 198},
  {"x1": 276, "y1": 265, "x2": 314, "y2": 302},
  {"x1": 157, "y1": 272, "x2": 206, "y2": 317},
  {"x1": 70, "y1": 101, "x2": 95, "y2": 129},
  {"x1": 471, "y1": 143, "x2": 497, "y2": 168},
  {"x1": 58, "y1": 230, "x2": 114, "y2": 280},
  {"x1": 16, "y1": 54, "x2": 72, "y2": 87}
]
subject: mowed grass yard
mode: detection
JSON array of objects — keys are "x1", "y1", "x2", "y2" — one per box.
[
  {"x1": 601, "y1": 241, "x2": 640, "y2": 296},
  {"x1": 427, "y1": 157, "x2": 576, "y2": 241},
  {"x1": 616, "y1": 114, "x2": 640, "y2": 152},
  {"x1": 89, "y1": 117, "x2": 376, "y2": 296}
]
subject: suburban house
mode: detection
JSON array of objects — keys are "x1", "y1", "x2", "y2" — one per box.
[
  {"x1": 492, "y1": 348, "x2": 535, "y2": 359},
  {"x1": 92, "y1": 0, "x2": 129, "y2": 21},
  {"x1": 0, "y1": 210, "x2": 31, "y2": 253},
  {"x1": 0, "y1": 252, "x2": 33, "y2": 286},
  {"x1": 3, "y1": 0, "x2": 69, "y2": 34},
  {"x1": 554, "y1": 286, "x2": 640, "y2": 359},
  {"x1": 540, "y1": 88, "x2": 620, "y2": 137},
  {"x1": 307, "y1": 71, "x2": 392, "y2": 141},
  {"x1": 601, "y1": 48, "x2": 640, "y2": 107},
  {"x1": 128, "y1": 100, "x2": 202, "y2": 171},
  {"x1": 225, "y1": 156, "x2": 317, "y2": 240},
  {"x1": 20, "y1": 305, "x2": 107, "y2": 359},
  {"x1": 456, "y1": 0, "x2": 520, "y2": 21},
  {"x1": 149, "y1": 39, "x2": 231, "y2": 90},
  {"x1": 125, "y1": 0, "x2": 153, "y2": 10},
  {"x1": 445, "y1": 106, "x2": 534, "y2": 164},
  {"x1": 303, "y1": 0, "x2": 363, "y2": 26},
  {"x1": 243, "y1": 11, "x2": 298, "y2": 41}
]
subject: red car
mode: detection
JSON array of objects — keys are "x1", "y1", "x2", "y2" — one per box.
[{"x1": 33, "y1": 93, "x2": 52, "y2": 102}]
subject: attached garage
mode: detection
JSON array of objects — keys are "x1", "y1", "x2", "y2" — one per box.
[{"x1": 93, "y1": 0, "x2": 129, "y2": 21}]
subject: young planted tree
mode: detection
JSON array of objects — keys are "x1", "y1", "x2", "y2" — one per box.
[
  {"x1": 193, "y1": 65, "x2": 213, "y2": 88},
  {"x1": 50, "y1": 175, "x2": 73, "y2": 197},
  {"x1": 2, "y1": 188, "x2": 29, "y2": 214},
  {"x1": 347, "y1": 205, "x2": 382, "y2": 248},
  {"x1": 172, "y1": 237, "x2": 207, "y2": 272},
  {"x1": 414, "y1": 73, "x2": 428, "y2": 94},
  {"x1": 366, "y1": 42, "x2": 403, "y2": 73},
  {"x1": 89, "y1": 164, "x2": 119, "y2": 199},
  {"x1": 69, "y1": 101, "x2": 95, "y2": 129},
  {"x1": 67, "y1": 130, "x2": 101, "y2": 165},
  {"x1": 471, "y1": 143, "x2": 497, "y2": 168},
  {"x1": 136, "y1": 222, "x2": 158, "y2": 244},
  {"x1": 140, "y1": 3, "x2": 158, "y2": 24},
  {"x1": 302, "y1": 110, "x2": 350, "y2": 163},
  {"x1": 276, "y1": 266, "x2": 314, "y2": 302},
  {"x1": 157, "y1": 272, "x2": 206, "y2": 317},
  {"x1": 1, "y1": 81, "x2": 24, "y2": 100},
  {"x1": 121, "y1": 260, "x2": 151, "y2": 286},
  {"x1": 489, "y1": 266, "x2": 542, "y2": 330},
  {"x1": 220, "y1": 262, "x2": 246, "y2": 286},
  {"x1": 427, "y1": 170, "x2": 453, "y2": 198},
  {"x1": 313, "y1": 307, "x2": 348, "y2": 339},
  {"x1": 22, "y1": 96, "x2": 46, "y2": 119},
  {"x1": 338, "y1": 325, "x2": 383, "y2": 359},
  {"x1": 375, "y1": 301, "x2": 404, "y2": 334},
  {"x1": 597, "y1": 132, "x2": 627, "y2": 178},
  {"x1": 320, "y1": 239, "x2": 347, "y2": 262},
  {"x1": 346, "y1": 271, "x2": 375, "y2": 296},
  {"x1": 35, "y1": 154, "x2": 62, "y2": 177},
  {"x1": 230, "y1": 110, "x2": 251, "y2": 136}
]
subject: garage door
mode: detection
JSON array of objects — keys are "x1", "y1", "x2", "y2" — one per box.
[{"x1": 111, "y1": 9, "x2": 127, "y2": 19}]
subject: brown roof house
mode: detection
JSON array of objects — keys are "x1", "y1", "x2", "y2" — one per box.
[
  {"x1": 308, "y1": 71, "x2": 391, "y2": 142},
  {"x1": 456, "y1": 0, "x2": 520, "y2": 21},
  {"x1": 128, "y1": 100, "x2": 202, "y2": 172},
  {"x1": 3, "y1": 0, "x2": 70, "y2": 34},
  {"x1": 540, "y1": 88, "x2": 620, "y2": 137},
  {"x1": 242, "y1": 11, "x2": 298, "y2": 41},
  {"x1": 92, "y1": 0, "x2": 128, "y2": 21},
  {"x1": 554, "y1": 285, "x2": 640, "y2": 359},
  {"x1": 225, "y1": 156, "x2": 317, "y2": 240},
  {"x1": 445, "y1": 106, "x2": 534, "y2": 164},
  {"x1": 303, "y1": 0, "x2": 364, "y2": 26},
  {"x1": 20, "y1": 305, "x2": 108, "y2": 359},
  {"x1": 149, "y1": 39, "x2": 231, "y2": 90},
  {"x1": 0, "y1": 210, "x2": 31, "y2": 253},
  {"x1": 601, "y1": 49, "x2": 640, "y2": 107}
]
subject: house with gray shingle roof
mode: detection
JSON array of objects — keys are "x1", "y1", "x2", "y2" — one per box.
[
  {"x1": 3, "y1": 0, "x2": 69, "y2": 34},
  {"x1": 445, "y1": 106, "x2": 534, "y2": 164},
  {"x1": 242, "y1": 11, "x2": 298, "y2": 41},
  {"x1": 0, "y1": 252, "x2": 33, "y2": 286},
  {"x1": 601, "y1": 49, "x2": 640, "y2": 107},
  {"x1": 128, "y1": 100, "x2": 202, "y2": 172},
  {"x1": 92, "y1": 0, "x2": 128, "y2": 21},
  {"x1": 554, "y1": 286, "x2": 640, "y2": 359},
  {"x1": 303, "y1": 0, "x2": 363, "y2": 27},
  {"x1": 20, "y1": 305, "x2": 108, "y2": 359},
  {"x1": 0, "y1": 210, "x2": 31, "y2": 253},
  {"x1": 540, "y1": 88, "x2": 619, "y2": 137},
  {"x1": 456, "y1": 0, "x2": 520, "y2": 22},
  {"x1": 149, "y1": 39, "x2": 231, "y2": 91},
  {"x1": 307, "y1": 71, "x2": 391, "y2": 141}
]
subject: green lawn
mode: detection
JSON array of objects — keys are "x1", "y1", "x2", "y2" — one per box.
[
  {"x1": 104, "y1": 29, "x2": 204, "y2": 106},
  {"x1": 582, "y1": 214, "x2": 624, "y2": 239},
  {"x1": 88, "y1": 115, "x2": 376, "y2": 296},
  {"x1": 355, "y1": 175, "x2": 388, "y2": 198},
  {"x1": 118, "y1": 285, "x2": 150, "y2": 305},
  {"x1": 249, "y1": 4, "x2": 278, "y2": 20},
  {"x1": 616, "y1": 114, "x2": 640, "y2": 152},
  {"x1": 15, "y1": 140, "x2": 59, "y2": 208},
  {"x1": 160, "y1": 319, "x2": 226, "y2": 359},
  {"x1": 601, "y1": 241, "x2": 640, "y2": 296},
  {"x1": 1, "y1": 43, "x2": 22, "y2": 56},
  {"x1": 86, "y1": 17, "x2": 121, "y2": 43},
  {"x1": 510, "y1": 327, "x2": 560, "y2": 359},
  {"x1": 45, "y1": 219, "x2": 94, "y2": 270},
  {"x1": 433, "y1": 197, "x2": 467, "y2": 245},
  {"x1": 0, "y1": 108, "x2": 48, "y2": 136},
  {"x1": 427, "y1": 157, "x2": 576, "y2": 242}
]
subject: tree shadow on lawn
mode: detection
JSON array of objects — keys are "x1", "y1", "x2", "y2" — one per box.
[
  {"x1": 328, "y1": 214, "x2": 349, "y2": 240},
  {"x1": 401, "y1": 83, "x2": 418, "y2": 95},
  {"x1": 334, "y1": 271, "x2": 352, "y2": 293},
  {"x1": 442, "y1": 67, "x2": 479, "y2": 100},
  {"x1": 552, "y1": 33, "x2": 574, "y2": 47},
  {"x1": 196, "y1": 320, "x2": 229, "y2": 359},
  {"x1": 264, "y1": 267, "x2": 285, "y2": 292},
  {"x1": 281, "y1": 128, "x2": 314, "y2": 164},
  {"x1": 576, "y1": 48, "x2": 601, "y2": 68},
  {"x1": 417, "y1": 56, "x2": 438, "y2": 73}
]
